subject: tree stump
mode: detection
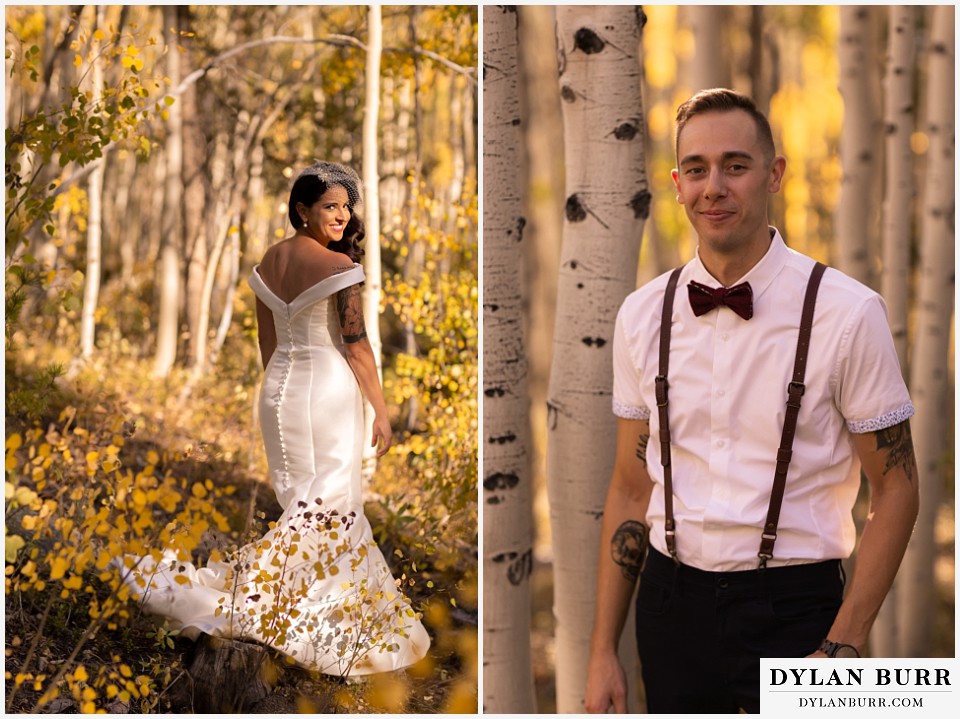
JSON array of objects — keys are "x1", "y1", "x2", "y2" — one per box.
[{"x1": 187, "y1": 635, "x2": 279, "y2": 713}]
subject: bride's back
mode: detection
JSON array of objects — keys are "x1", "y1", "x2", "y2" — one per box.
[{"x1": 256, "y1": 236, "x2": 355, "y2": 304}]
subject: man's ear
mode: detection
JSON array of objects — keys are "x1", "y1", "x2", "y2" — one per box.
[
  {"x1": 671, "y1": 168, "x2": 683, "y2": 203},
  {"x1": 768, "y1": 156, "x2": 786, "y2": 194}
]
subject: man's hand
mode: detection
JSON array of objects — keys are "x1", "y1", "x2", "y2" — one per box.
[{"x1": 584, "y1": 650, "x2": 628, "y2": 713}]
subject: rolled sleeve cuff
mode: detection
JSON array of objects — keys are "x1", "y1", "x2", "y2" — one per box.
[
  {"x1": 613, "y1": 399, "x2": 650, "y2": 421},
  {"x1": 846, "y1": 402, "x2": 915, "y2": 434}
]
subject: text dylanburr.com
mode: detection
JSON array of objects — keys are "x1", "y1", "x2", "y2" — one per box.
[{"x1": 761, "y1": 659, "x2": 958, "y2": 717}]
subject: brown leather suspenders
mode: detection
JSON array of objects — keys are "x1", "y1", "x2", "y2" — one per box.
[{"x1": 656, "y1": 262, "x2": 827, "y2": 568}]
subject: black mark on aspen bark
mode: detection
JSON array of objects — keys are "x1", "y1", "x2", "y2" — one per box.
[
  {"x1": 484, "y1": 387, "x2": 506, "y2": 398},
  {"x1": 582, "y1": 337, "x2": 608, "y2": 348},
  {"x1": 487, "y1": 496, "x2": 501, "y2": 505},
  {"x1": 570, "y1": 260, "x2": 578, "y2": 270},
  {"x1": 511, "y1": 118, "x2": 521, "y2": 126},
  {"x1": 577, "y1": 283, "x2": 584, "y2": 289},
  {"x1": 483, "y1": 303, "x2": 500, "y2": 313},
  {"x1": 573, "y1": 27, "x2": 605, "y2": 54},
  {"x1": 630, "y1": 190, "x2": 652, "y2": 219},
  {"x1": 483, "y1": 472, "x2": 520, "y2": 491},
  {"x1": 507, "y1": 549, "x2": 533, "y2": 585},
  {"x1": 612, "y1": 122, "x2": 639, "y2": 141},
  {"x1": 566, "y1": 193, "x2": 587, "y2": 222},
  {"x1": 488, "y1": 432, "x2": 517, "y2": 445},
  {"x1": 560, "y1": 85, "x2": 577, "y2": 103},
  {"x1": 565, "y1": 195, "x2": 610, "y2": 229},
  {"x1": 516, "y1": 216, "x2": 526, "y2": 242},
  {"x1": 546, "y1": 401, "x2": 559, "y2": 430},
  {"x1": 636, "y1": 7, "x2": 648, "y2": 29}
]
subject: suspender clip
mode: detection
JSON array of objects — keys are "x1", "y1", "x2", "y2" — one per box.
[{"x1": 655, "y1": 375, "x2": 668, "y2": 407}]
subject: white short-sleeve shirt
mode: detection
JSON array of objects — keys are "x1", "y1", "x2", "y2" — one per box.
[{"x1": 612, "y1": 230, "x2": 914, "y2": 571}]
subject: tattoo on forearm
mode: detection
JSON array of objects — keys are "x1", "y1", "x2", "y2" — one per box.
[
  {"x1": 635, "y1": 431, "x2": 650, "y2": 465},
  {"x1": 610, "y1": 520, "x2": 649, "y2": 583},
  {"x1": 875, "y1": 420, "x2": 915, "y2": 484},
  {"x1": 336, "y1": 283, "x2": 367, "y2": 344}
]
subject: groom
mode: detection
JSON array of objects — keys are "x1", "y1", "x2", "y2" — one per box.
[{"x1": 584, "y1": 88, "x2": 919, "y2": 713}]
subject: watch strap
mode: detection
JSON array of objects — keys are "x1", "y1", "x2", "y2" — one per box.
[{"x1": 819, "y1": 638, "x2": 860, "y2": 657}]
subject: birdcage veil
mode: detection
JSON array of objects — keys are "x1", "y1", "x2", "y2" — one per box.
[{"x1": 295, "y1": 161, "x2": 364, "y2": 215}]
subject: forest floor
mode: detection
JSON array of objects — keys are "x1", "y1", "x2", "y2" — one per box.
[{"x1": 4, "y1": 348, "x2": 477, "y2": 714}]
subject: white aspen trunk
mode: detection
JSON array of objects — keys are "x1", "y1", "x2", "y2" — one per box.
[
  {"x1": 872, "y1": 6, "x2": 916, "y2": 658},
  {"x1": 548, "y1": 7, "x2": 648, "y2": 713},
  {"x1": 116, "y1": 152, "x2": 136, "y2": 288},
  {"x1": 361, "y1": 4, "x2": 384, "y2": 485},
  {"x1": 518, "y1": 6, "x2": 564, "y2": 544},
  {"x1": 482, "y1": 7, "x2": 537, "y2": 713},
  {"x1": 79, "y1": 6, "x2": 106, "y2": 360},
  {"x1": 836, "y1": 6, "x2": 882, "y2": 288},
  {"x1": 154, "y1": 5, "x2": 183, "y2": 377},
  {"x1": 687, "y1": 5, "x2": 729, "y2": 91},
  {"x1": 210, "y1": 226, "x2": 241, "y2": 365},
  {"x1": 899, "y1": 4, "x2": 954, "y2": 658}
]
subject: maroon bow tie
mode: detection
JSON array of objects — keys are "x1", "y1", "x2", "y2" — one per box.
[{"x1": 687, "y1": 280, "x2": 754, "y2": 320}]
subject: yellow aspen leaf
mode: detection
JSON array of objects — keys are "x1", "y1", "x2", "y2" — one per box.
[
  {"x1": 191, "y1": 483, "x2": 206, "y2": 498},
  {"x1": 7, "y1": 433, "x2": 23, "y2": 452},
  {"x1": 49, "y1": 556, "x2": 70, "y2": 580},
  {"x1": 5, "y1": 534, "x2": 25, "y2": 563},
  {"x1": 125, "y1": 45, "x2": 140, "y2": 56},
  {"x1": 146, "y1": 450, "x2": 159, "y2": 464},
  {"x1": 118, "y1": 664, "x2": 132, "y2": 678},
  {"x1": 74, "y1": 54, "x2": 82, "y2": 67},
  {"x1": 173, "y1": 574, "x2": 190, "y2": 586},
  {"x1": 81, "y1": 686, "x2": 96, "y2": 701},
  {"x1": 62, "y1": 574, "x2": 83, "y2": 591},
  {"x1": 93, "y1": 29, "x2": 105, "y2": 41},
  {"x1": 73, "y1": 665, "x2": 89, "y2": 682},
  {"x1": 131, "y1": 489, "x2": 147, "y2": 507}
]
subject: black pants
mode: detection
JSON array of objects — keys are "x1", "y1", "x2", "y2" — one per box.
[{"x1": 635, "y1": 547, "x2": 844, "y2": 714}]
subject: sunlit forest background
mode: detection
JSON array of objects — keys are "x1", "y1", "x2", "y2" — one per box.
[
  {"x1": 504, "y1": 5, "x2": 954, "y2": 712},
  {"x1": 5, "y1": 5, "x2": 477, "y2": 714}
]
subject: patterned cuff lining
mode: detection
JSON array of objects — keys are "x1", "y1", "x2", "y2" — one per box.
[
  {"x1": 847, "y1": 403, "x2": 915, "y2": 434},
  {"x1": 613, "y1": 399, "x2": 650, "y2": 420}
]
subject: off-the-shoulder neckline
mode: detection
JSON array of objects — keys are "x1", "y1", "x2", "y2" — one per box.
[{"x1": 251, "y1": 264, "x2": 362, "y2": 307}]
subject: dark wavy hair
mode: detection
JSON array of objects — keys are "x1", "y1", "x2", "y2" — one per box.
[{"x1": 288, "y1": 174, "x2": 365, "y2": 262}]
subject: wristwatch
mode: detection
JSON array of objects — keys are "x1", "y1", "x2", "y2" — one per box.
[{"x1": 819, "y1": 639, "x2": 861, "y2": 658}]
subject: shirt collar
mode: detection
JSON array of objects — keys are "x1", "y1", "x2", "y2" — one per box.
[{"x1": 690, "y1": 227, "x2": 788, "y2": 302}]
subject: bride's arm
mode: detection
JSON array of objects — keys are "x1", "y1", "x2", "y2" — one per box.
[
  {"x1": 256, "y1": 297, "x2": 277, "y2": 368},
  {"x1": 337, "y1": 283, "x2": 393, "y2": 457}
]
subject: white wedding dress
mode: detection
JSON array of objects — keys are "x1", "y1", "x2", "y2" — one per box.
[{"x1": 116, "y1": 264, "x2": 430, "y2": 676}]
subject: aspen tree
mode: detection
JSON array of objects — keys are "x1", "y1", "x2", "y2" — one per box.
[
  {"x1": 836, "y1": 6, "x2": 882, "y2": 288},
  {"x1": 872, "y1": 6, "x2": 916, "y2": 657},
  {"x1": 899, "y1": 3, "x2": 954, "y2": 658},
  {"x1": 482, "y1": 6, "x2": 537, "y2": 713},
  {"x1": 548, "y1": 6, "x2": 648, "y2": 712}
]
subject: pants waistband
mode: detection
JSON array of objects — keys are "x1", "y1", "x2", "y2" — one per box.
[{"x1": 644, "y1": 546, "x2": 842, "y2": 589}]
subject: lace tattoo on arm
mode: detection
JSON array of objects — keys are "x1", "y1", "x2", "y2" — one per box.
[
  {"x1": 875, "y1": 420, "x2": 915, "y2": 484},
  {"x1": 610, "y1": 520, "x2": 649, "y2": 583},
  {"x1": 336, "y1": 283, "x2": 367, "y2": 344}
]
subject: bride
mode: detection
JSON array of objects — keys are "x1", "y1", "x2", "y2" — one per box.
[{"x1": 117, "y1": 162, "x2": 430, "y2": 677}]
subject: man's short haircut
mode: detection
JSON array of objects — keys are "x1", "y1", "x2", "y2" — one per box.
[{"x1": 675, "y1": 88, "x2": 777, "y2": 163}]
